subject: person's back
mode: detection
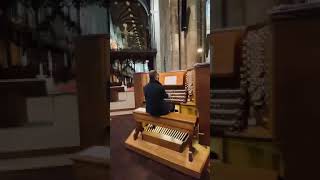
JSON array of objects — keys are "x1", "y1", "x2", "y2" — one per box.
[{"x1": 144, "y1": 70, "x2": 173, "y2": 116}]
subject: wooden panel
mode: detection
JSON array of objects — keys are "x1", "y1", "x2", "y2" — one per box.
[
  {"x1": 271, "y1": 5, "x2": 320, "y2": 179},
  {"x1": 194, "y1": 63, "x2": 211, "y2": 146},
  {"x1": 0, "y1": 40, "x2": 6, "y2": 66},
  {"x1": 133, "y1": 72, "x2": 148, "y2": 108},
  {"x1": 159, "y1": 71, "x2": 186, "y2": 86},
  {"x1": 180, "y1": 103, "x2": 197, "y2": 116},
  {"x1": 75, "y1": 35, "x2": 109, "y2": 148},
  {"x1": 9, "y1": 42, "x2": 21, "y2": 66},
  {"x1": 126, "y1": 131, "x2": 210, "y2": 179},
  {"x1": 211, "y1": 28, "x2": 245, "y2": 77}
]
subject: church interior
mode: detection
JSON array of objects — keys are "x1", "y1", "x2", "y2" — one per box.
[
  {"x1": 109, "y1": 0, "x2": 211, "y2": 179},
  {"x1": 0, "y1": 0, "x2": 320, "y2": 179}
]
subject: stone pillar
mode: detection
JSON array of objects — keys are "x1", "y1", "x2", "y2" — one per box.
[
  {"x1": 169, "y1": 0, "x2": 180, "y2": 71},
  {"x1": 180, "y1": 31, "x2": 187, "y2": 70},
  {"x1": 158, "y1": 0, "x2": 169, "y2": 72},
  {"x1": 158, "y1": 0, "x2": 180, "y2": 72},
  {"x1": 155, "y1": 0, "x2": 206, "y2": 71},
  {"x1": 186, "y1": 0, "x2": 199, "y2": 68},
  {"x1": 201, "y1": 0, "x2": 206, "y2": 63},
  {"x1": 151, "y1": 0, "x2": 162, "y2": 72}
]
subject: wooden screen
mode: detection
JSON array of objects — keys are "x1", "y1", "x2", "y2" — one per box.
[
  {"x1": 134, "y1": 72, "x2": 149, "y2": 108},
  {"x1": 75, "y1": 34, "x2": 109, "y2": 147},
  {"x1": 194, "y1": 63, "x2": 210, "y2": 146},
  {"x1": 212, "y1": 27, "x2": 245, "y2": 77}
]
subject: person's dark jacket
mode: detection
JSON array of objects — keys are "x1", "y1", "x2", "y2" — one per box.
[{"x1": 144, "y1": 79, "x2": 169, "y2": 116}]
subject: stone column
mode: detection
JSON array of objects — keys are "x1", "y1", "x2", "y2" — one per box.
[
  {"x1": 158, "y1": 0, "x2": 169, "y2": 72},
  {"x1": 180, "y1": 31, "x2": 187, "y2": 70},
  {"x1": 170, "y1": 0, "x2": 180, "y2": 71},
  {"x1": 158, "y1": 0, "x2": 180, "y2": 72},
  {"x1": 186, "y1": 0, "x2": 199, "y2": 68},
  {"x1": 151, "y1": 0, "x2": 162, "y2": 72}
]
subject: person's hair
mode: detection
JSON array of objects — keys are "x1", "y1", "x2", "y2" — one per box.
[{"x1": 149, "y1": 70, "x2": 158, "y2": 80}]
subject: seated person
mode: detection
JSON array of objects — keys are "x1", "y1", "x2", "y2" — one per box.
[{"x1": 144, "y1": 70, "x2": 175, "y2": 117}]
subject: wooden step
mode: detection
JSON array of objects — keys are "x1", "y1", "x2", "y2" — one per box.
[
  {"x1": 210, "y1": 119, "x2": 238, "y2": 126},
  {"x1": 211, "y1": 98, "x2": 243, "y2": 104},
  {"x1": 125, "y1": 131, "x2": 210, "y2": 179}
]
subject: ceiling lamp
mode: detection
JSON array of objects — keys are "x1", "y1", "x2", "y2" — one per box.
[
  {"x1": 132, "y1": 24, "x2": 136, "y2": 27},
  {"x1": 132, "y1": 20, "x2": 135, "y2": 23},
  {"x1": 130, "y1": 14, "x2": 134, "y2": 18},
  {"x1": 126, "y1": 1, "x2": 130, "y2": 6},
  {"x1": 128, "y1": 8, "x2": 131, "y2": 12},
  {"x1": 114, "y1": 1, "x2": 118, "y2": 5}
]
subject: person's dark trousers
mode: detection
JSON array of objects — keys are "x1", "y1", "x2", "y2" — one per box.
[
  {"x1": 149, "y1": 102, "x2": 175, "y2": 129},
  {"x1": 166, "y1": 102, "x2": 175, "y2": 112}
]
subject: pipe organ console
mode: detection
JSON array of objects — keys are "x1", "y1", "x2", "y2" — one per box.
[
  {"x1": 164, "y1": 89, "x2": 187, "y2": 104},
  {"x1": 126, "y1": 63, "x2": 210, "y2": 178},
  {"x1": 159, "y1": 71, "x2": 188, "y2": 104}
]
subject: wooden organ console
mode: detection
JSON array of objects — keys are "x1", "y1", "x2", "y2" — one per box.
[
  {"x1": 159, "y1": 71, "x2": 188, "y2": 104},
  {"x1": 126, "y1": 63, "x2": 210, "y2": 179}
]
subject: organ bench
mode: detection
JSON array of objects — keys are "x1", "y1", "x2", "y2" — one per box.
[{"x1": 132, "y1": 107, "x2": 198, "y2": 161}]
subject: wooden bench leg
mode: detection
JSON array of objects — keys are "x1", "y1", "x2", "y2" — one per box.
[
  {"x1": 188, "y1": 132, "x2": 195, "y2": 162},
  {"x1": 133, "y1": 122, "x2": 143, "y2": 140}
]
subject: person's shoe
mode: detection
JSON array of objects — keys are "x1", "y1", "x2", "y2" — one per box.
[{"x1": 150, "y1": 124, "x2": 156, "y2": 129}]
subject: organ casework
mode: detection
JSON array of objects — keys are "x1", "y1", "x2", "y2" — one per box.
[{"x1": 125, "y1": 63, "x2": 210, "y2": 179}]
